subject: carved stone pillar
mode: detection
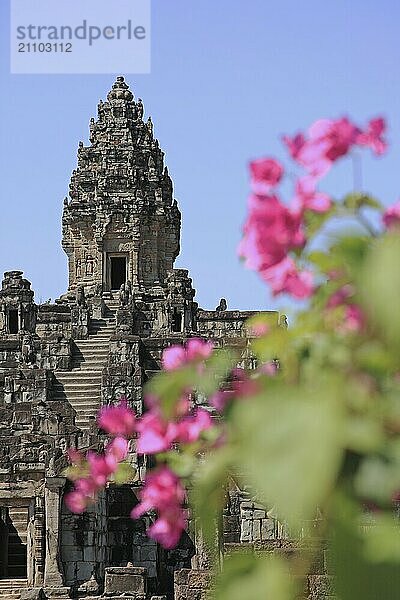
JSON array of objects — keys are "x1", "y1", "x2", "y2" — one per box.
[{"x1": 44, "y1": 477, "x2": 69, "y2": 595}]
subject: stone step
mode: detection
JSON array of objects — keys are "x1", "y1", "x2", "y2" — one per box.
[
  {"x1": 55, "y1": 370, "x2": 103, "y2": 377},
  {"x1": 72, "y1": 351, "x2": 109, "y2": 357},
  {"x1": 74, "y1": 356, "x2": 108, "y2": 361},
  {"x1": 71, "y1": 362, "x2": 107, "y2": 369},
  {"x1": 54, "y1": 377, "x2": 102, "y2": 385},
  {"x1": 74, "y1": 344, "x2": 110, "y2": 348},
  {"x1": 53, "y1": 381, "x2": 101, "y2": 389},
  {"x1": 66, "y1": 402, "x2": 101, "y2": 411},
  {"x1": 71, "y1": 410, "x2": 101, "y2": 419},
  {"x1": 52, "y1": 400, "x2": 99, "y2": 407},
  {"x1": 75, "y1": 342, "x2": 110, "y2": 346},
  {"x1": 55, "y1": 385, "x2": 101, "y2": 398},
  {"x1": 72, "y1": 356, "x2": 108, "y2": 362},
  {"x1": 73, "y1": 350, "x2": 108, "y2": 362},
  {"x1": 54, "y1": 390, "x2": 101, "y2": 398}
]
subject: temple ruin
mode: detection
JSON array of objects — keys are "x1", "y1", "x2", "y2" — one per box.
[{"x1": 0, "y1": 77, "x2": 330, "y2": 599}]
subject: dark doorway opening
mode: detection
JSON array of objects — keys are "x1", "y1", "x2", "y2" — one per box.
[
  {"x1": 110, "y1": 257, "x2": 126, "y2": 290},
  {"x1": 8, "y1": 310, "x2": 18, "y2": 334},
  {"x1": 172, "y1": 308, "x2": 182, "y2": 333},
  {"x1": 0, "y1": 507, "x2": 27, "y2": 579}
]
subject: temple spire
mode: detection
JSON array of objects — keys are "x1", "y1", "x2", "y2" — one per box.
[
  {"x1": 62, "y1": 76, "x2": 181, "y2": 295},
  {"x1": 106, "y1": 75, "x2": 134, "y2": 102}
]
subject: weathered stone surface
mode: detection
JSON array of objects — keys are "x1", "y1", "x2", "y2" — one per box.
[
  {"x1": 104, "y1": 566, "x2": 146, "y2": 596},
  {"x1": 20, "y1": 589, "x2": 46, "y2": 600},
  {"x1": 308, "y1": 575, "x2": 335, "y2": 598}
]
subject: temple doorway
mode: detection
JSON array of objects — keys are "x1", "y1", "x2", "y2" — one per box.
[
  {"x1": 8, "y1": 310, "x2": 18, "y2": 334},
  {"x1": 0, "y1": 506, "x2": 28, "y2": 579},
  {"x1": 109, "y1": 255, "x2": 127, "y2": 290}
]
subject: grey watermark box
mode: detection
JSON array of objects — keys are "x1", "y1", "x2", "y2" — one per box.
[{"x1": 10, "y1": 0, "x2": 151, "y2": 74}]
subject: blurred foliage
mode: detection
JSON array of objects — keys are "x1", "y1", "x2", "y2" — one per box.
[{"x1": 144, "y1": 192, "x2": 400, "y2": 598}]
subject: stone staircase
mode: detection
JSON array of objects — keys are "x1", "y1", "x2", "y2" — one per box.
[
  {"x1": 53, "y1": 304, "x2": 116, "y2": 430},
  {"x1": 0, "y1": 579, "x2": 27, "y2": 599}
]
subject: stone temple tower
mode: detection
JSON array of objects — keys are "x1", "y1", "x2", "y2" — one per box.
[{"x1": 62, "y1": 76, "x2": 181, "y2": 295}]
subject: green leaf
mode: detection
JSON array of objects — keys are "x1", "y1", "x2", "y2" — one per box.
[
  {"x1": 62, "y1": 464, "x2": 89, "y2": 481},
  {"x1": 145, "y1": 364, "x2": 197, "y2": 418},
  {"x1": 355, "y1": 456, "x2": 400, "y2": 504},
  {"x1": 231, "y1": 379, "x2": 344, "y2": 529},
  {"x1": 163, "y1": 451, "x2": 196, "y2": 478},
  {"x1": 213, "y1": 552, "x2": 294, "y2": 600},
  {"x1": 193, "y1": 449, "x2": 232, "y2": 550},
  {"x1": 112, "y1": 462, "x2": 137, "y2": 484},
  {"x1": 195, "y1": 349, "x2": 236, "y2": 397},
  {"x1": 304, "y1": 206, "x2": 334, "y2": 237},
  {"x1": 343, "y1": 192, "x2": 382, "y2": 211},
  {"x1": 331, "y1": 494, "x2": 400, "y2": 600},
  {"x1": 359, "y1": 233, "x2": 400, "y2": 352}
]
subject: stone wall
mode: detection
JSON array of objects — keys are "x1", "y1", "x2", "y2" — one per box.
[
  {"x1": 61, "y1": 490, "x2": 107, "y2": 592},
  {"x1": 174, "y1": 569, "x2": 211, "y2": 600}
]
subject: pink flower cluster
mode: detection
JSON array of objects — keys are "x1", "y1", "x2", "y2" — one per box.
[
  {"x1": 137, "y1": 406, "x2": 212, "y2": 454},
  {"x1": 283, "y1": 116, "x2": 387, "y2": 178},
  {"x1": 162, "y1": 338, "x2": 214, "y2": 371},
  {"x1": 239, "y1": 116, "x2": 387, "y2": 299},
  {"x1": 65, "y1": 403, "x2": 136, "y2": 513},
  {"x1": 131, "y1": 466, "x2": 186, "y2": 549},
  {"x1": 238, "y1": 191, "x2": 313, "y2": 298}
]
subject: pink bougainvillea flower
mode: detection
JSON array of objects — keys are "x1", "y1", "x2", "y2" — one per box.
[
  {"x1": 185, "y1": 338, "x2": 214, "y2": 362},
  {"x1": 382, "y1": 200, "x2": 400, "y2": 229},
  {"x1": 131, "y1": 466, "x2": 185, "y2": 531},
  {"x1": 238, "y1": 193, "x2": 305, "y2": 272},
  {"x1": 292, "y1": 176, "x2": 332, "y2": 213},
  {"x1": 282, "y1": 132, "x2": 306, "y2": 161},
  {"x1": 147, "y1": 509, "x2": 186, "y2": 549},
  {"x1": 65, "y1": 490, "x2": 88, "y2": 514},
  {"x1": 97, "y1": 401, "x2": 136, "y2": 437},
  {"x1": 341, "y1": 304, "x2": 365, "y2": 333},
  {"x1": 209, "y1": 389, "x2": 236, "y2": 412},
  {"x1": 145, "y1": 393, "x2": 192, "y2": 419},
  {"x1": 162, "y1": 338, "x2": 214, "y2": 372},
  {"x1": 327, "y1": 284, "x2": 355, "y2": 309},
  {"x1": 177, "y1": 409, "x2": 213, "y2": 443},
  {"x1": 74, "y1": 477, "x2": 98, "y2": 497},
  {"x1": 134, "y1": 466, "x2": 185, "y2": 514},
  {"x1": 284, "y1": 117, "x2": 360, "y2": 178},
  {"x1": 357, "y1": 117, "x2": 387, "y2": 155},
  {"x1": 136, "y1": 411, "x2": 177, "y2": 455},
  {"x1": 249, "y1": 157, "x2": 284, "y2": 193},
  {"x1": 162, "y1": 345, "x2": 187, "y2": 370},
  {"x1": 260, "y1": 257, "x2": 314, "y2": 299},
  {"x1": 308, "y1": 117, "x2": 359, "y2": 162},
  {"x1": 106, "y1": 436, "x2": 129, "y2": 462},
  {"x1": 87, "y1": 452, "x2": 118, "y2": 487}
]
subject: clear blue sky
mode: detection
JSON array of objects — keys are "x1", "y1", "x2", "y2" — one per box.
[{"x1": 0, "y1": 0, "x2": 399, "y2": 310}]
